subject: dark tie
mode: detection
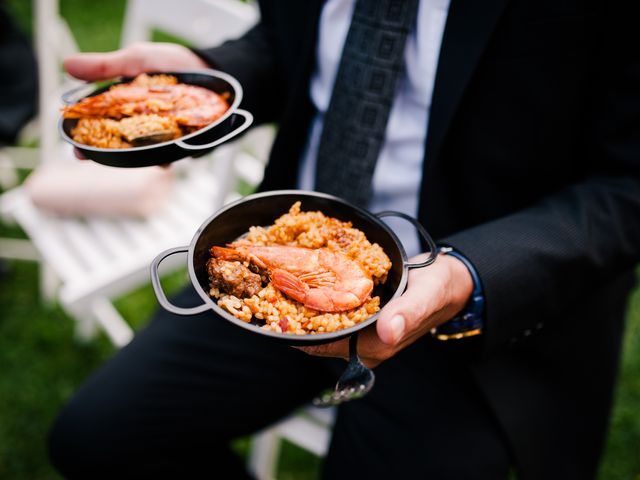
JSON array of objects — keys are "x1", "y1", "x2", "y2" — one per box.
[{"x1": 314, "y1": 0, "x2": 419, "y2": 207}]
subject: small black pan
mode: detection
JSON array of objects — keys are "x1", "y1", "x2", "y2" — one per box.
[
  {"x1": 150, "y1": 190, "x2": 437, "y2": 346},
  {"x1": 59, "y1": 70, "x2": 253, "y2": 167}
]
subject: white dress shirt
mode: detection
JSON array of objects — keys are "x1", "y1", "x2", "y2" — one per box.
[{"x1": 297, "y1": 0, "x2": 450, "y2": 257}]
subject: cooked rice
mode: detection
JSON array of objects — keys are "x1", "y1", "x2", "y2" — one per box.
[
  {"x1": 71, "y1": 114, "x2": 182, "y2": 149},
  {"x1": 71, "y1": 118, "x2": 132, "y2": 149},
  {"x1": 131, "y1": 73, "x2": 178, "y2": 87},
  {"x1": 209, "y1": 202, "x2": 392, "y2": 335}
]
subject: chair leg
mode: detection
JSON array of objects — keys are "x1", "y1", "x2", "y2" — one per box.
[
  {"x1": 39, "y1": 262, "x2": 59, "y2": 304},
  {"x1": 68, "y1": 297, "x2": 134, "y2": 347},
  {"x1": 248, "y1": 428, "x2": 282, "y2": 480},
  {"x1": 0, "y1": 152, "x2": 20, "y2": 190},
  {"x1": 88, "y1": 297, "x2": 134, "y2": 348},
  {"x1": 73, "y1": 309, "x2": 99, "y2": 343}
]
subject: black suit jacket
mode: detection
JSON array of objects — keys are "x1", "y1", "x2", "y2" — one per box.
[{"x1": 196, "y1": 0, "x2": 640, "y2": 478}]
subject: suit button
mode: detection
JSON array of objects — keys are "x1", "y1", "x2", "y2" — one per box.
[{"x1": 523, "y1": 329, "x2": 532, "y2": 337}]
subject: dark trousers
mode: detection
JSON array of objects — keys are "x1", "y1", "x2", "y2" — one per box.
[{"x1": 48, "y1": 286, "x2": 512, "y2": 479}]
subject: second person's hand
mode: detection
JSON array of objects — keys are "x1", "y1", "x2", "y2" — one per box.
[{"x1": 63, "y1": 42, "x2": 209, "y2": 82}]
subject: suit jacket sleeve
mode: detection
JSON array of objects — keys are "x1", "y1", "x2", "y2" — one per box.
[
  {"x1": 440, "y1": 19, "x2": 640, "y2": 356},
  {"x1": 191, "y1": 5, "x2": 283, "y2": 126}
]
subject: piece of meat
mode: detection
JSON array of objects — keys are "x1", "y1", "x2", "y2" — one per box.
[{"x1": 207, "y1": 258, "x2": 262, "y2": 298}]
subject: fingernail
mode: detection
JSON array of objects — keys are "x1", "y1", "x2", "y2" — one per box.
[{"x1": 390, "y1": 314, "x2": 405, "y2": 344}]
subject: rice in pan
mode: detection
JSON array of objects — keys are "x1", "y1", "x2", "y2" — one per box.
[
  {"x1": 207, "y1": 202, "x2": 392, "y2": 335},
  {"x1": 65, "y1": 73, "x2": 229, "y2": 149}
]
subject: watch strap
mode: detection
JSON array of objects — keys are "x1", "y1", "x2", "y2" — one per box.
[{"x1": 431, "y1": 247, "x2": 484, "y2": 341}]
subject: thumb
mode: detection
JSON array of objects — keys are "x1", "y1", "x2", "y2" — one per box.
[{"x1": 376, "y1": 284, "x2": 437, "y2": 346}]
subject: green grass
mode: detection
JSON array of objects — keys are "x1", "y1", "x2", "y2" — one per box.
[
  {"x1": 600, "y1": 284, "x2": 640, "y2": 480},
  {"x1": 0, "y1": 262, "x2": 113, "y2": 479},
  {"x1": 60, "y1": 0, "x2": 127, "y2": 52},
  {"x1": 1, "y1": 1, "x2": 639, "y2": 479}
]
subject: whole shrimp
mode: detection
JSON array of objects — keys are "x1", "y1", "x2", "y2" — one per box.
[
  {"x1": 62, "y1": 77, "x2": 228, "y2": 128},
  {"x1": 211, "y1": 245, "x2": 374, "y2": 312}
]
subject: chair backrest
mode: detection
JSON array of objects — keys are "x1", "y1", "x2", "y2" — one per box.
[
  {"x1": 35, "y1": 0, "x2": 81, "y2": 164},
  {"x1": 121, "y1": 0, "x2": 259, "y2": 47}
]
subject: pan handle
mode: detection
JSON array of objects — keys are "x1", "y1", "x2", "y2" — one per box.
[
  {"x1": 150, "y1": 246, "x2": 210, "y2": 315},
  {"x1": 175, "y1": 109, "x2": 254, "y2": 151},
  {"x1": 374, "y1": 211, "x2": 438, "y2": 269}
]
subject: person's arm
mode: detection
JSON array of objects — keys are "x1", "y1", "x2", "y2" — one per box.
[
  {"x1": 192, "y1": 22, "x2": 283, "y2": 126},
  {"x1": 301, "y1": 4, "x2": 640, "y2": 366},
  {"x1": 444, "y1": 180, "x2": 640, "y2": 356},
  {"x1": 441, "y1": 9, "x2": 640, "y2": 356}
]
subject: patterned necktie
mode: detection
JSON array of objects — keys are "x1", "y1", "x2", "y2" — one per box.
[{"x1": 314, "y1": 0, "x2": 419, "y2": 207}]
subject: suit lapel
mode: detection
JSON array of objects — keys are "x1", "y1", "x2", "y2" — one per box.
[
  {"x1": 290, "y1": 0, "x2": 326, "y2": 84},
  {"x1": 260, "y1": 0, "x2": 325, "y2": 191},
  {"x1": 424, "y1": 0, "x2": 511, "y2": 168}
]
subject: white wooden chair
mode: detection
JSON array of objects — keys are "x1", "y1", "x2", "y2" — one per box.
[
  {"x1": 0, "y1": 121, "x2": 39, "y2": 192},
  {"x1": 0, "y1": 145, "x2": 40, "y2": 263},
  {"x1": 121, "y1": 0, "x2": 258, "y2": 48}
]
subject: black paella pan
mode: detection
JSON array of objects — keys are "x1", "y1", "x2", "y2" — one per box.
[
  {"x1": 150, "y1": 190, "x2": 438, "y2": 346},
  {"x1": 59, "y1": 69, "x2": 253, "y2": 167}
]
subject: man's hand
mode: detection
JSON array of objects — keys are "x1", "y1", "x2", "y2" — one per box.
[
  {"x1": 298, "y1": 252, "x2": 474, "y2": 368},
  {"x1": 64, "y1": 42, "x2": 208, "y2": 82}
]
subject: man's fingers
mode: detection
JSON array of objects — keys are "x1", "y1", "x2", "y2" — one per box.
[
  {"x1": 377, "y1": 285, "x2": 441, "y2": 344},
  {"x1": 73, "y1": 148, "x2": 86, "y2": 160},
  {"x1": 295, "y1": 326, "x2": 387, "y2": 360},
  {"x1": 376, "y1": 263, "x2": 451, "y2": 346},
  {"x1": 63, "y1": 43, "x2": 209, "y2": 82},
  {"x1": 376, "y1": 312, "x2": 406, "y2": 346},
  {"x1": 296, "y1": 338, "x2": 349, "y2": 360},
  {"x1": 296, "y1": 326, "x2": 395, "y2": 368},
  {"x1": 64, "y1": 44, "x2": 157, "y2": 81},
  {"x1": 63, "y1": 50, "x2": 144, "y2": 82}
]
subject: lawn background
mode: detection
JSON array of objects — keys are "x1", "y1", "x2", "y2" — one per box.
[{"x1": 0, "y1": 1, "x2": 638, "y2": 479}]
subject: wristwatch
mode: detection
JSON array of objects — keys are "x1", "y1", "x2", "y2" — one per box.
[{"x1": 430, "y1": 246, "x2": 484, "y2": 341}]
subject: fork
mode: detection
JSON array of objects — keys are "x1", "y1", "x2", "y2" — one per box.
[{"x1": 313, "y1": 333, "x2": 375, "y2": 407}]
